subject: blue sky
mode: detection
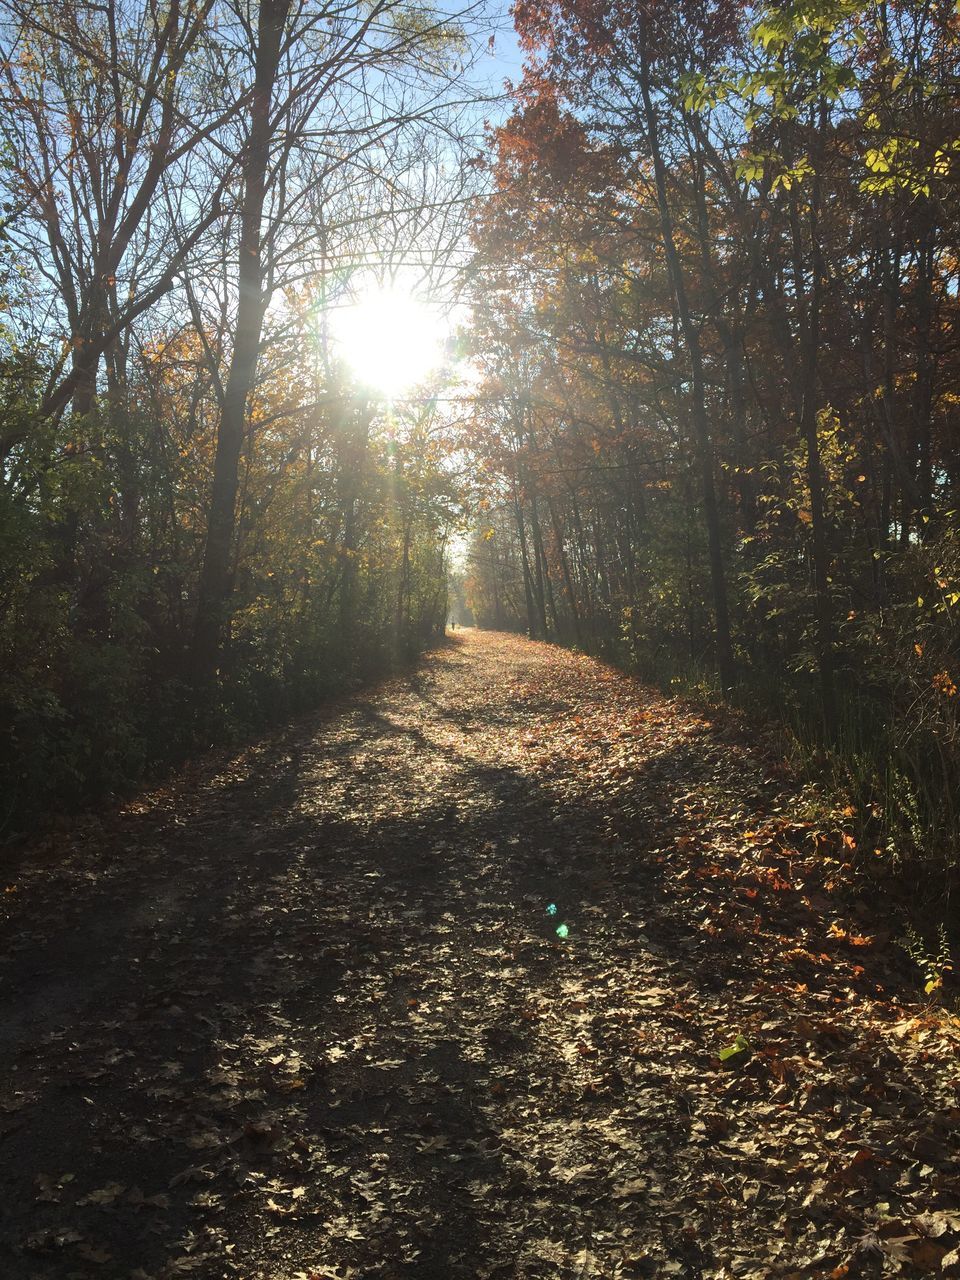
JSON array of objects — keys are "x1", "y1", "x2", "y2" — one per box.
[{"x1": 487, "y1": 14, "x2": 525, "y2": 89}]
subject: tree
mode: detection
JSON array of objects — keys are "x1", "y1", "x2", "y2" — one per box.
[
  {"x1": 191, "y1": 0, "x2": 484, "y2": 681},
  {"x1": 0, "y1": 0, "x2": 229, "y2": 433}
]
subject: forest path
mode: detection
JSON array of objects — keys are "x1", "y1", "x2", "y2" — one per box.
[{"x1": 1, "y1": 630, "x2": 958, "y2": 1280}]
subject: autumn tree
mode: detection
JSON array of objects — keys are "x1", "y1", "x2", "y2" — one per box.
[{"x1": 466, "y1": 0, "x2": 960, "y2": 861}]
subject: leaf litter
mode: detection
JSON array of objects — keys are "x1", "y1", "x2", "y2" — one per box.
[{"x1": 0, "y1": 629, "x2": 958, "y2": 1279}]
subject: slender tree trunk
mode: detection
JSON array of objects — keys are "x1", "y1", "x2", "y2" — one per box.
[
  {"x1": 689, "y1": 142, "x2": 756, "y2": 529},
  {"x1": 567, "y1": 487, "x2": 596, "y2": 643},
  {"x1": 547, "y1": 495, "x2": 583, "y2": 646},
  {"x1": 532, "y1": 498, "x2": 560, "y2": 639},
  {"x1": 913, "y1": 228, "x2": 936, "y2": 529},
  {"x1": 513, "y1": 483, "x2": 538, "y2": 638},
  {"x1": 788, "y1": 102, "x2": 836, "y2": 734},
  {"x1": 527, "y1": 493, "x2": 550, "y2": 639},
  {"x1": 491, "y1": 547, "x2": 504, "y2": 629},
  {"x1": 637, "y1": 58, "x2": 735, "y2": 688},
  {"x1": 395, "y1": 516, "x2": 412, "y2": 652},
  {"x1": 336, "y1": 406, "x2": 372, "y2": 648},
  {"x1": 193, "y1": 0, "x2": 291, "y2": 684}
]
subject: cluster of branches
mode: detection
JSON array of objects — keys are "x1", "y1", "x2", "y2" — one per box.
[
  {"x1": 0, "y1": 0, "x2": 486, "y2": 823},
  {"x1": 466, "y1": 0, "x2": 960, "y2": 871}
]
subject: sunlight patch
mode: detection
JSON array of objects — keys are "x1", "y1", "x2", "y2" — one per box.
[{"x1": 330, "y1": 282, "x2": 448, "y2": 397}]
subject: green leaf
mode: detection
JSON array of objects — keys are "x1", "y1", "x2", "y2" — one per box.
[{"x1": 718, "y1": 1033, "x2": 751, "y2": 1062}]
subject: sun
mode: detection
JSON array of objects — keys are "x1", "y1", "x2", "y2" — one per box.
[{"x1": 330, "y1": 283, "x2": 448, "y2": 397}]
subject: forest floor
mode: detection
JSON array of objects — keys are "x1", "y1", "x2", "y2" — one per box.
[{"x1": 1, "y1": 629, "x2": 959, "y2": 1280}]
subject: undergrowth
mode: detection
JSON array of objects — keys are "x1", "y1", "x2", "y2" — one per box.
[{"x1": 615, "y1": 643, "x2": 959, "y2": 937}]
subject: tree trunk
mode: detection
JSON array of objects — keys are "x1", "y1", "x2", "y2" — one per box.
[
  {"x1": 193, "y1": 0, "x2": 292, "y2": 685},
  {"x1": 912, "y1": 228, "x2": 936, "y2": 529},
  {"x1": 788, "y1": 103, "x2": 836, "y2": 734},
  {"x1": 637, "y1": 59, "x2": 735, "y2": 688},
  {"x1": 513, "y1": 484, "x2": 538, "y2": 637},
  {"x1": 547, "y1": 495, "x2": 583, "y2": 646}
]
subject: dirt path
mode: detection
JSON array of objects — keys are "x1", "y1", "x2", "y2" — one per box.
[{"x1": 1, "y1": 630, "x2": 958, "y2": 1280}]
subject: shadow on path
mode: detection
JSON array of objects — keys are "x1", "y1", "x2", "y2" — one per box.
[{"x1": 0, "y1": 631, "x2": 946, "y2": 1280}]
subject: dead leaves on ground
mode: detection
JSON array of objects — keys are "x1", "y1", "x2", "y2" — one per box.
[{"x1": 1, "y1": 631, "x2": 958, "y2": 1279}]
